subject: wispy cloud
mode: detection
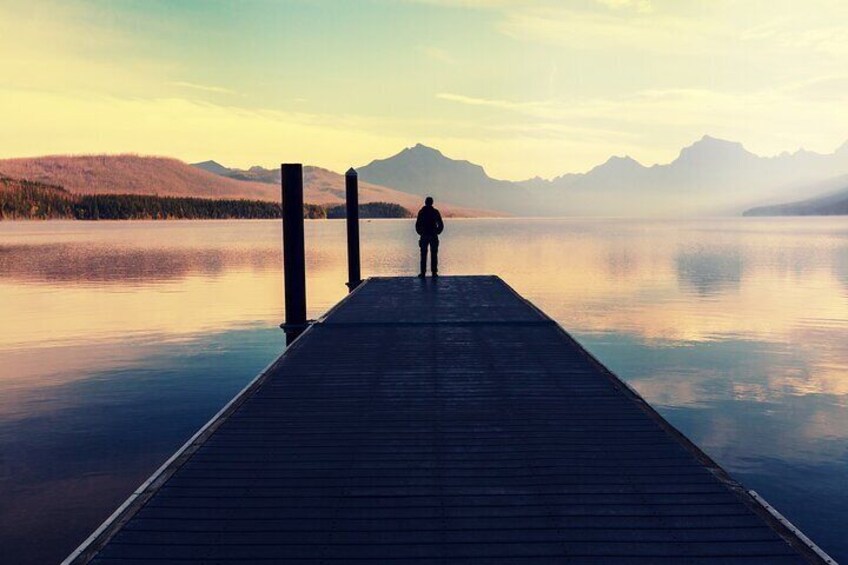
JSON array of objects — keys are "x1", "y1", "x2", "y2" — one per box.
[
  {"x1": 435, "y1": 85, "x2": 848, "y2": 168},
  {"x1": 418, "y1": 45, "x2": 458, "y2": 65},
  {"x1": 436, "y1": 92, "x2": 549, "y2": 112},
  {"x1": 396, "y1": 0, "x2": 512, "y2": 7},
  {"x1": 593, "y1": 0, "x2": 653, "y2": 13},
  {"x1": 402, "y1": 0, "x2": 650, "y2": 10},
  {"x1": 402, "y1": 0, "x2": 653, "y2": 13},
  {"x1": 171, "y1": 81, "x2": 236, "y2": 95},
  {"x1": 0, "y1": 86, "x2": 412, "y2": 171},
  {"x1": 495, "y1": 6, "x2": 721, "y2": 55},
  {"x1": 3, "y1": 0, "x2": 848, "y2": 179},
  {"x1": 743, "y1": 20, "x2": 848, "y2": 56}
]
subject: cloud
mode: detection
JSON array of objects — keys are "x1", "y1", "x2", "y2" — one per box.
[
  {"x1": 418, "y1": 46, "x2": 458, "y2": 65},
  {"x1": 171, "y1": 82, "x2": 237, "y2": 95},
  {"x1": 3, "y1": 0, "x2": 848, "y2": 180},
  {"x1": 436, "y1": 92, "x2": 548, "y2": 112},
  {"x1": 402, "y1": 0, "x2": 653, "y2": 10},
  {"x1": 593, "y1": 0, "x2": 653, "y2": 13},
  {"x1": 495, "y1": 6, "x2": 722, "y2": 55},
  {"x1": 396, "y1": 0, "x2": 512, "y2": 7},
  {"x1": 0, "y1": 87, "x2": 409, "y2": 172},
  {"x1": 434, "y1": 85, "x2": 848, "y2": 170},
  {"x1": 745, "y1": 22, "x2": 848, "y2": 57}
]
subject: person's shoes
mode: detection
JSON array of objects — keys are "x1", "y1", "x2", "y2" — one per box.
[
  {"x1": 432, "y1": 272, "x2": 439, "y2": 278},
  {"x1": 417, "y1": 273, "x2": 425, "y2": 278}
]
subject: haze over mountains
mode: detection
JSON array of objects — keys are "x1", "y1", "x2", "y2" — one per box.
[
  {"x1": 744, "y1": 174, "x2": 848, "y2": 216},
  {"x1": 357, "y1": 144, "x2": 528, "y2": 214},
  {"x1": 0, "y1": 154, "x2": 485, "y2": 217},
  {"x1": 4, "y1": 135, "x2": 848, "y2": 219},
  {"x1": 357, "y1": 137, "x2": 848, "y2": 217},
  {"x1": 192, "y1": 161, "x2": 490, "y2": 217}
]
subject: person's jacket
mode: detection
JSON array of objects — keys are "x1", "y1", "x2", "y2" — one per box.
[{"x1": 415, "y1": 206, "x2": 444, "y2": 237}]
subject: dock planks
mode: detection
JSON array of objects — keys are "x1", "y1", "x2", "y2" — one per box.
[{"x1": 67, "y1": 276, "x2": 827, "y2": 563}]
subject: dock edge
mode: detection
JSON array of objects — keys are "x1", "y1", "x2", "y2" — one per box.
[{"x1": 61, "y1": 280, "x2": 375, "y2": 564}]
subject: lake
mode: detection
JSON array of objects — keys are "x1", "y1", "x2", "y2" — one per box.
[{"x1": 1, "y1": 218, "x2": 846, "y2": 563}]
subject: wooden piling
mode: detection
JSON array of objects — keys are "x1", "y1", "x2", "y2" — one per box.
[
  {"x1": 280, "y1": 163, "x2": 307, "y2": 344},
  {"x1": 345, "y1": 168, "x2": 362, "y2": 292}
]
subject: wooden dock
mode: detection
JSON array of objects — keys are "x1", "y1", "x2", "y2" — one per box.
[{"x1": 66, "y1": 276, "x2": 830, "y2": 563}]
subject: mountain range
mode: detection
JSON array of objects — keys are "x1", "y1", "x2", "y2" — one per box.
[
  {"x1": 191, "y1": 160, "x2": 491, "y2": 217},
  {"x1": 744, "y1": 174, "x2": 848, "y2": 216},
  {"x1": 356, "y1": 144, "x2": 529, "y2": 214},
  {"x1": 0, "y1": 155, "x2": 279, "y2": 201},
  {"x1": 4, "y1": 135, "x2": 848, "y2": 218},
  {"x1": 356, "y1": 137, "x2": 848, "y2": 217},
  {"x1": 0, "y1": 155, "x2": 486, "y2": 217}
]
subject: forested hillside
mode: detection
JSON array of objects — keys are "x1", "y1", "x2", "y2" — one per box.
[
  {"x1": 0, "y1": 176, "x2": 409, "y2": 220},
  {"x1": 326, "y1": 202, "x2": 413, "y2": 219}
]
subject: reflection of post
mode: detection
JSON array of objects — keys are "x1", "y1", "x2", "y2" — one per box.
[
  {"x1": 345, "y1": 168, "x2": 362, "y2": 292},
  {"x1": 281, "y1": 163, "x2": 307, "y2": 345}
]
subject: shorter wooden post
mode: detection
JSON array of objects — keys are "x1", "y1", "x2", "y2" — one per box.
[{"x1": 345, "y1": 168, "x2": 362, "y2": 292}]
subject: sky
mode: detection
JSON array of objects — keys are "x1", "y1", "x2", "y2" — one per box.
[{"x1": 1, "y1": 0, "x2": 848, "y2": 180}]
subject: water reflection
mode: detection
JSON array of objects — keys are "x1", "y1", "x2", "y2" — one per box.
[
  {"x1": 0, "y1": 218, "x2": 846, "y2": 562},
  {"x1": 835, "y1": 245, "x2": 848, "y2": 290},
  {"x1": 0, "y1": 243, "x2": 279, "y2": 284},
  {"x1": 604, "y1": 248, "x2": 638, "y2": 280},
  {"x1": 0, "y1": 327, "x2": 280, "y2": 565},
  {"x1": 675, "y1": 247, "x2": 743, "y2": 296}
]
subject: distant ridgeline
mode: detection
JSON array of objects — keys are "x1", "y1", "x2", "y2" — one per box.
[
  {"x1": 743, "y1": 183, "x2": 848, "y2": 216},
  {"x1": 0, "y1": 176, "x2": 412, "y2": 220}
]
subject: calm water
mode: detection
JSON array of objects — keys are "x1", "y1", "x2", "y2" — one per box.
[{"x1": 1, "y1": 218, "x2": 846, "y2": 563}]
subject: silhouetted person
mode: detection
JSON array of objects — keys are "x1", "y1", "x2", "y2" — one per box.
[{"x1": 415, "y1": 196, "x2": 444, "y2": 277}]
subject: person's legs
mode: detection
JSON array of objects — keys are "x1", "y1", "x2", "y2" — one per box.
[
  {"x1": 431, "y1": 238, "x2": 439, "y2": 275},
  {"x1": 419, "y1": 238, "x2": 428, "y2": 276}
]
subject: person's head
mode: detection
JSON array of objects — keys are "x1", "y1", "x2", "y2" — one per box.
[{"x1": 425, "y1": 196, "x2": 434, "y2": 206}]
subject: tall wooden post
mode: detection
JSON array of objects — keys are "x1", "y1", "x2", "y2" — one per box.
[
  {"x1": 345, "y1": 168, "x2": 362, "y2": 292},
  {"x1": 281, "y1": 163, "x2": 307, "y2": 344}
]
